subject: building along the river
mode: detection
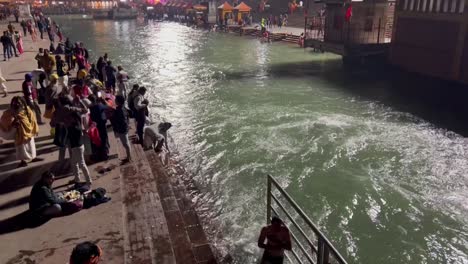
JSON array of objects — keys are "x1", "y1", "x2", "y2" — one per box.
[
  {"x1": 304, "y1": 0, "x2": 394, "y2": 62},
  {"x1": 389, "y1": 0, "x2": 468, "y2": 84}
]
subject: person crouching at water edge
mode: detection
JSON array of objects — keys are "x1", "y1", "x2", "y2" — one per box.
[
  {"x1": 143, "y1": 122, "x2": 172, "y2": 153},
  {"x1": 258, "y1": 216, "x2": 292, "y2": 264},
  {"x1": 0, "y1": 96, "x2": 39, "y2": 167}
]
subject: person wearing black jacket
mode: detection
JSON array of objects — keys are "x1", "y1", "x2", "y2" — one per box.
[
  {"x1": 29, "y1": 171, "x2": 64, "y2": 217},
  {"x1": 111, "y1": 95, "x2": 131, "y2": 164},
  {"x1": 1, "y1": 31, "x2": 11, "y2": 61}
]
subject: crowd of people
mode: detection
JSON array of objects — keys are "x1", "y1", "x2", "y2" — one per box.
[
  {"x1": 0, "y1": 12, "x2": 171, "y2": 211},
  {"x1": 0, "y1": 12, "x2": 297, "y2": 264}
]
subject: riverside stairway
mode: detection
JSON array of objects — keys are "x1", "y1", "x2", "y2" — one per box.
[{"x1": 114, "y1": 133, "x2": 217, "y2": 264}]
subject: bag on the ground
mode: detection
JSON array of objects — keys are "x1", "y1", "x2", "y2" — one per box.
[
  {"x1": 61, "y1": 200, "x2": 83, "y2": 215},
  {"x1": 83, "y1": 187, "x2": 111, "y2": 208}
]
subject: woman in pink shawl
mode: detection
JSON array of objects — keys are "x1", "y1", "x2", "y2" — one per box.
[{"x1": 15, "y1": 31, "x2": 24, "y2": 54}]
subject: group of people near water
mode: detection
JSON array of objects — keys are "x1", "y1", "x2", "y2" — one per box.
[
  {"x1": 0, "y1": 13, "x2": 171, "y2": 214},
  {"x1": 0, "y1": 13, "x2": 297, "y2": 264}
]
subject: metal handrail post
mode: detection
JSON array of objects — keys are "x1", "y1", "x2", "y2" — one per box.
[
  {"x1": 266, "y1": 175, "x2": 272, "y2": 225},
  {"x1": 317, "y1": 237, "x2": 325, "y2": 264}
]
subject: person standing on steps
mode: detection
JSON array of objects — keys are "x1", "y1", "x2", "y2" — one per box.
[
  {"x1": 68, "y1": 110, "x2": 93, "y2": 187},
  {"x1": 20, "y1": 20, "x2": 27, "y2": 36},
  {"x1": 104, "y1": 60, "x2": 117, "y2": 94},
  {"x1": 133, "y1": 86, "x2": 149, "y2": 144},
  {"x1": 88, "y1": 94, "x2": 110, "y2": 161},
  {"x1": 22, "y1": 73, "x2": 44, "y2": 125},
  {"x1": 1, "y1": 96, "x2": 39, "y2": 167},
  {"x1": 7, "y1": 31, "x2": 18, "y2": 58},
  {"x1": 111, "y1": 95, "x2": 132, "y2": 164},
  {"x1": 116, "y1": 65, "x2": 129, "y2": 99},
  {"x1": 37, "y1": 19, "x2": 44, "y2": 40},
  {"x1": 1, "y1": 31, "x2": 12, "y2": 61}
]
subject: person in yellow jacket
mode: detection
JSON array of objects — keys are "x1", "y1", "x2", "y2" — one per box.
[
  {"x1": 1, "y1": 96, "x2": 39, "y2": 167},
  {"x1": 40, "y1": 49, "x2": 56, "y2": 77}
]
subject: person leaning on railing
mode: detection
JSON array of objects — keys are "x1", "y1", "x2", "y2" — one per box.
[{"x1": 258, "y1": 216, "x2": 292, "y2": 264}]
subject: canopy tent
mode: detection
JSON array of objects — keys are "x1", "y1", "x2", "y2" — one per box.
[
  {"x1": 218, "y1": 1, "x2": 233, "y2": 22},
  {"x1": 234, "y1": 2, "x2": 251, "y2": 12},
  {"x1": 217, "y1": 1, "x2": 233, "y2": 11},
  {"x1": 234, "y1": 2, "x2": 251, "y2": 21}
]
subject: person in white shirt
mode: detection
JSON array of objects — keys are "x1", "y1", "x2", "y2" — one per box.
[{"x1": 143, "y1": 122, "x2": 172, "y2": 152}]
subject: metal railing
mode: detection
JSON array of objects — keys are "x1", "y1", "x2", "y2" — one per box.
[{"x1": 266, "y1": 175, "x2": 348, "y2": 264}]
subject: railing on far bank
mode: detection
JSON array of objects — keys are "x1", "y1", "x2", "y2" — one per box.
[{"x1": 266, "y1": 175, "x2": 348, "y2": 264}]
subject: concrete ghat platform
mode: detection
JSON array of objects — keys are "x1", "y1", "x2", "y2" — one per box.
[{"x1": 0, "y1": 18, "x2": 217, "y2": 264}]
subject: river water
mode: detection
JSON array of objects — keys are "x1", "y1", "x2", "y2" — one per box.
[{"x1": 57, "y1": 18, "x2": 468, "y2": 263}]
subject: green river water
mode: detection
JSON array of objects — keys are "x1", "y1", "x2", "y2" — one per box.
[{"x1": 57, "y1": 18, "x2": 468, "y2": 263}]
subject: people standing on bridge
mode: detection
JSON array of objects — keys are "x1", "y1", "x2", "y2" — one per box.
[
  {"x1": 258, "y1": 216, "x2": 292, "y2": 264},
  {"x1": 133, "y1": 86, "x2": 149, "y2": 144}
]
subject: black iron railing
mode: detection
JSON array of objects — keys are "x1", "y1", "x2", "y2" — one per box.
[{"x1": 266, "y1": 174, "x2": 348, "y2": 264}]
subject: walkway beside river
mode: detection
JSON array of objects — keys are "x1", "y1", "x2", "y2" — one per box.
[{"x1": 0, "y1": 18, "x2": 216, "y2": 264}]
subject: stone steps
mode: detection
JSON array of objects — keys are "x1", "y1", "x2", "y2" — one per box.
[
  {"x1": 146, "y1": 150, "x2": 217, "y2": 264},
  {"x1": 116, "y1": 135, "x2": 176, "y2": 264},
  {"x1": 116, "y1": 132, "x2": 216, "y2": 264}
]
